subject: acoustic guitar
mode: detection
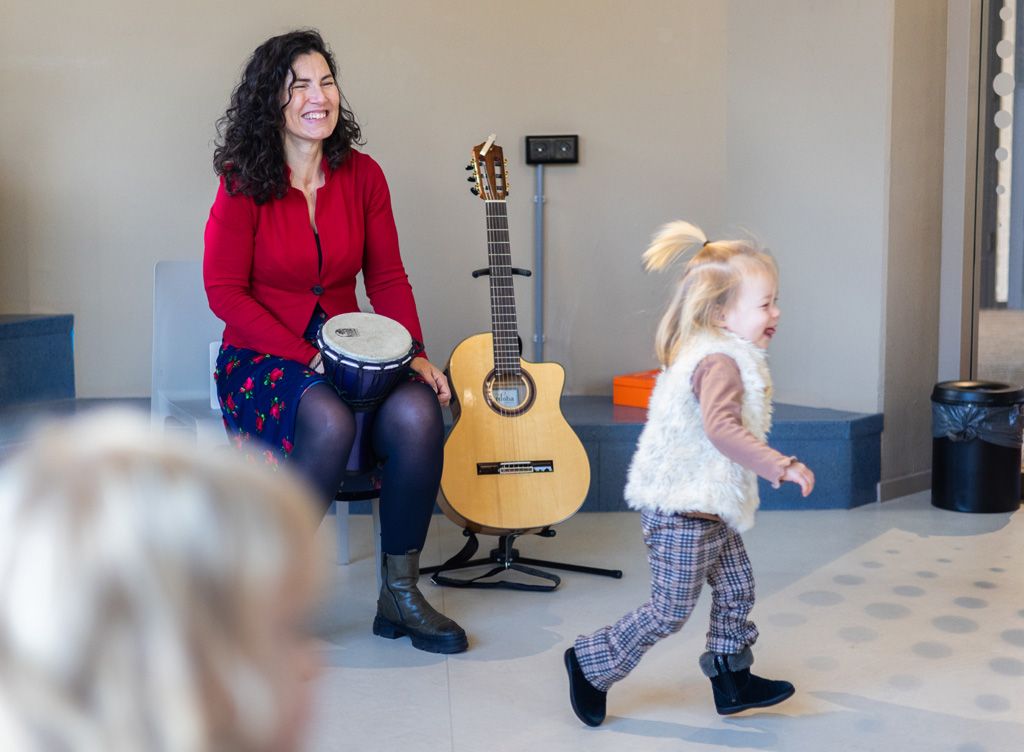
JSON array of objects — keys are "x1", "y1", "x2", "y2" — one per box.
[{"x1": 439, "y1": 137, "x2": 590, "y2": 535}]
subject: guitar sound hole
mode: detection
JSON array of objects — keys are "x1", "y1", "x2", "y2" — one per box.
[{"x1": 484, "y1": 371, "x2": 535, "y2": 416}]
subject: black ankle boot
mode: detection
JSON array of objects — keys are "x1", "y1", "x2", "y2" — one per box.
[
  {"x1": 373, "y1": 550, "x2": 468, "y2": 654},
  {"x1": 702, "y1": 651, "x2": 794, "y2": 715},
  {"x1": 564, "y1": 647, "x2": 607, "y2": 726}
]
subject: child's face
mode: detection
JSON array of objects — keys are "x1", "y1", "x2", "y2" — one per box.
[{"x1": 720, "y1": 273, "x2": 780, "y2": 349}]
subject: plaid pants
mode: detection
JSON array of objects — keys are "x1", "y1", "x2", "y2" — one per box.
[{"x1": 574, "y1": 511, "x2": 759, "y2": 691}]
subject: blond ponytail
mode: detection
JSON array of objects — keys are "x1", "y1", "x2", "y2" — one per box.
[{"x1": 642, "y1": 221, "x2": 708, "y2": 272}]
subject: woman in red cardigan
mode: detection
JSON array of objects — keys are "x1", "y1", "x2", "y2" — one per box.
[{"x1": 204, "y1": 29, "x2": 466, "y2": 654}]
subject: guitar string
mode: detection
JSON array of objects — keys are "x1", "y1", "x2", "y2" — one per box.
[
  {"x1": 491, "y1": 207, "x2": 517, "y2": 377},
  {"x1": 487, "y1": 196, "x2": 511, "y2": 520},
  {"x1": 489, "y1": 205, "x2": 516, "y2": 374},
  {"x1": 485, "y1": 196, "x2": 523, "y2": 488}
]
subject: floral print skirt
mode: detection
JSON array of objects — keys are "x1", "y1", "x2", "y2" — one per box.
[{"x1": 213, "y1": 309, "x2": 328, "y2": 467}]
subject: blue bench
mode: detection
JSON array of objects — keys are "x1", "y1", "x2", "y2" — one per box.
[
  {"x1": 422, "y1": 396, "x2": 882, "y2": 515},
  {"x1": 563, "y1": 396, "x2": 882, "y2": 511},
  {"x1": 1, "y1": 392, "x2": 881, "y2": 514},
  {"x1": 0, "y1": 315, "x2": 75, "y2": 408}
]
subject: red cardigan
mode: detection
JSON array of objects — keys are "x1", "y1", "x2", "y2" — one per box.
[{"x1": 203, "y1": 150, "x2": 425, "y2": 365}]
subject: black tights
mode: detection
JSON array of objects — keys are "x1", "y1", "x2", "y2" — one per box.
[{"x1": 289, "y1": 380, "x2": 443, "y2": 555}]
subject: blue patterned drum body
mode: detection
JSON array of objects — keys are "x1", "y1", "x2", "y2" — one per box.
[{"x1": 316, "y1": 312, "x2": 417, "y2": 472}]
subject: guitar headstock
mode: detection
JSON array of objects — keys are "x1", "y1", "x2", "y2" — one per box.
[{"x1": 467, "y1": 135, "x2": 509, "y2": 201}]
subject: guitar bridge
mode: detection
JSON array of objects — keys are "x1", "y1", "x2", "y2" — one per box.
[{"x1": 477, "y1": 460, "x2": 554, "y2": 475}]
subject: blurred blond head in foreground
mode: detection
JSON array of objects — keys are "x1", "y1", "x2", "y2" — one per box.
[{"x1": 0, "y1": 411, "x2": 323, "y2": 752}]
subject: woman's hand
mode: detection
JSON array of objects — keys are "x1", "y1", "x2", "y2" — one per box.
[
  {"x1": 782, "y1": 460, "x2": 815, "y2": 497},
  {"x1": 410, "y1": 357, "x2": 451, "y2": 406}
]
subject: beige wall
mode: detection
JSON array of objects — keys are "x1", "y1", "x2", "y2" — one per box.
[
  {"x1": 882, "y1": 0, "x2": 949, "y2": 498},
  {"x1": 725, "y1": 0, "x2": 949, "y2": 492},
  {"x1": 939, "y1": 0, "x2": 982, "y2": 382},
  {"x1": 725, "y1": 0, "x2": 896, "y2": 414},
  {"x1": 1, "y1": 0, "x2": 954, "y2": 492},
  {"x1": 0, "y1": 0, "x2": 729, "y2": 397}
]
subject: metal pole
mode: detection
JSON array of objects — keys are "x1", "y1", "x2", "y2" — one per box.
[{"x1": 533, "y1": 164, "x2": 545, "y2": 362}]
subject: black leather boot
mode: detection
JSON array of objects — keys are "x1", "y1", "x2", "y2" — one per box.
[
  {"x1": 701, "y1": 650, "x2": 794, "y2": 715},
  {"x1": 373, "y1": 550, "x2": 468, "y2": 654},
  {"x1": 564, "y1": 647, "x2": 607, "y2": 726}
]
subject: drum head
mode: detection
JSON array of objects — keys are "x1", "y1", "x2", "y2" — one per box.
[{"x1": 320, "y1": 312, "x2": 413, "y2": 363}]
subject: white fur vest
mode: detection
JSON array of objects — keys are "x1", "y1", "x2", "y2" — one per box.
[{"x1": 624, "y1": 330, "x2": 773, "y2": 532}]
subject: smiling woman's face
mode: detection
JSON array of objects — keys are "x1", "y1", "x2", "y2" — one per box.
[{"x1": 280, "y1": 52, "x2": 340, "y2": 149}]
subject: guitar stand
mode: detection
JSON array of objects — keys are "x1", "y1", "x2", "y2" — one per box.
[{"x1": 421, "y1": 528, "x2": 623, "y2": 592}]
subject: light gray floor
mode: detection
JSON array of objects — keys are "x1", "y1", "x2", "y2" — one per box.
[{"x1": 305, "y1": 494, "x2": 1022, "y2": 752}]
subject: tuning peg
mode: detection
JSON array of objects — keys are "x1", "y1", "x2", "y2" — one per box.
[
  {"x1": 465, "y1": 164, "x2": 474, "y2": 171},
  {"x1": 467, "y1": 176, "x2": 477, "y2": 182},
  {"x1": 470, "y1": 187, "x2": 479, "y2": 195}
]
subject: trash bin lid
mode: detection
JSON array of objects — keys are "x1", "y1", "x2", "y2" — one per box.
[{"x1": 931, "y1": 380, "x2": 1024, "y2": 406}]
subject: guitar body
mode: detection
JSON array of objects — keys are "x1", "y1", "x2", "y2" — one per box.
[{"x1": 440, "y1": 333, "x2": 590, "y2": 534}]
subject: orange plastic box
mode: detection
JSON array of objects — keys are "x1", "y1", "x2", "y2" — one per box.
[{"x1": 612, "y1": 369, "x2": 660, "y2": 409}]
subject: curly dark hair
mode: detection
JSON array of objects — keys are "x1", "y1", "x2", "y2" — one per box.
[{"x1": 213, "y1": 29, "x2": 363, "y2": 204}]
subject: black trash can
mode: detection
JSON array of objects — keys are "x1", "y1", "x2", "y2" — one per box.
[{"x1": 931, "y1": 380, "x2": 1024, "y2": 513}]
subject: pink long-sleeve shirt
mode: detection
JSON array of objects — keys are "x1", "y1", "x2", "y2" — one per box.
[{"x1": 691, "y1": 353, "x2": 793, "y2": 487}]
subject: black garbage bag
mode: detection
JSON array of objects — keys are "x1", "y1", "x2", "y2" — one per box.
[{"x1": 931, "y1": 403, "x2": 1023, "y2": 448}]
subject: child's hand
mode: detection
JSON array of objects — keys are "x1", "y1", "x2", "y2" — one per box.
[{"x1": 782, "y1": 460, "x2": 815, "y2": 497}]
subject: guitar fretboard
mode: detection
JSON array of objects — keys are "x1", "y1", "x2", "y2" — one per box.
[{"x1": 484, "y1": 200, "x2": 520, "y2": 376}]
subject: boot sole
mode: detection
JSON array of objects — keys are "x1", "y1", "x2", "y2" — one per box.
[
  {"x1": 373, "y1": 615, "x2": 469, "y2": 654},
  {"x1": 564, "y1": 648, "x2": 606, "y2": 727},
  {"x1": 716, "y1": 686, "x2": 795, "y2": 715}
]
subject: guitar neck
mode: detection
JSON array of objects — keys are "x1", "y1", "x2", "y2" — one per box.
[{"x1": 485, "y1": 200, "x2": 521, "y2": 376}]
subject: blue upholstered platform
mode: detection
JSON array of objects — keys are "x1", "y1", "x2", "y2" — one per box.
[
  {"x1": 0, "y1": 356, "x2": 882, "y2": 513},
  {"x1": 562, "y1": 396, "x2": 882, "y2": 511},
  {"x1": 417, "y1": 396, "x2": 883, "y2": 515},
  {"x1": 0, "y1": 398, "x2": 150, "y2": 462},
  {"x1": 0, "y1": 315, "x2": 75, "y2": 407}
]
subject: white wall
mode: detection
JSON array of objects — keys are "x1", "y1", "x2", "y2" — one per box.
[
  {"x1": 724, "y1": 1, "x2": 949, "y2": 496},
  {"x1": 0, "y1": 0, "x2": 729, "y2": 397},
  {"x1": 725, "y1": 0, "x2": 896, "y2": 415}
]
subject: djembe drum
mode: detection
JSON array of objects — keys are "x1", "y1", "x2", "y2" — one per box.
[{"x1": 316, "y1": 312, "x2": 418, "y2": 473}]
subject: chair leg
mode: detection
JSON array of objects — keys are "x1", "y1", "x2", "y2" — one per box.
[
  {"x1": 334, "y1": 500, "x2": 351, "y2": 565},
  {"x1": 372, "y1": 498, "x2": 382, "y2": 591}
]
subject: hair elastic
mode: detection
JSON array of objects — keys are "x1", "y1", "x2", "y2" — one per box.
[{"x1": 702, "y1": 239, "x2": 711, "y2": 247}]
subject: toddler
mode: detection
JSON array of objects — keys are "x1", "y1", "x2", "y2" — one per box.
[{"x1": 565, "y1": 221, "x2": 814, "y2": 725}]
